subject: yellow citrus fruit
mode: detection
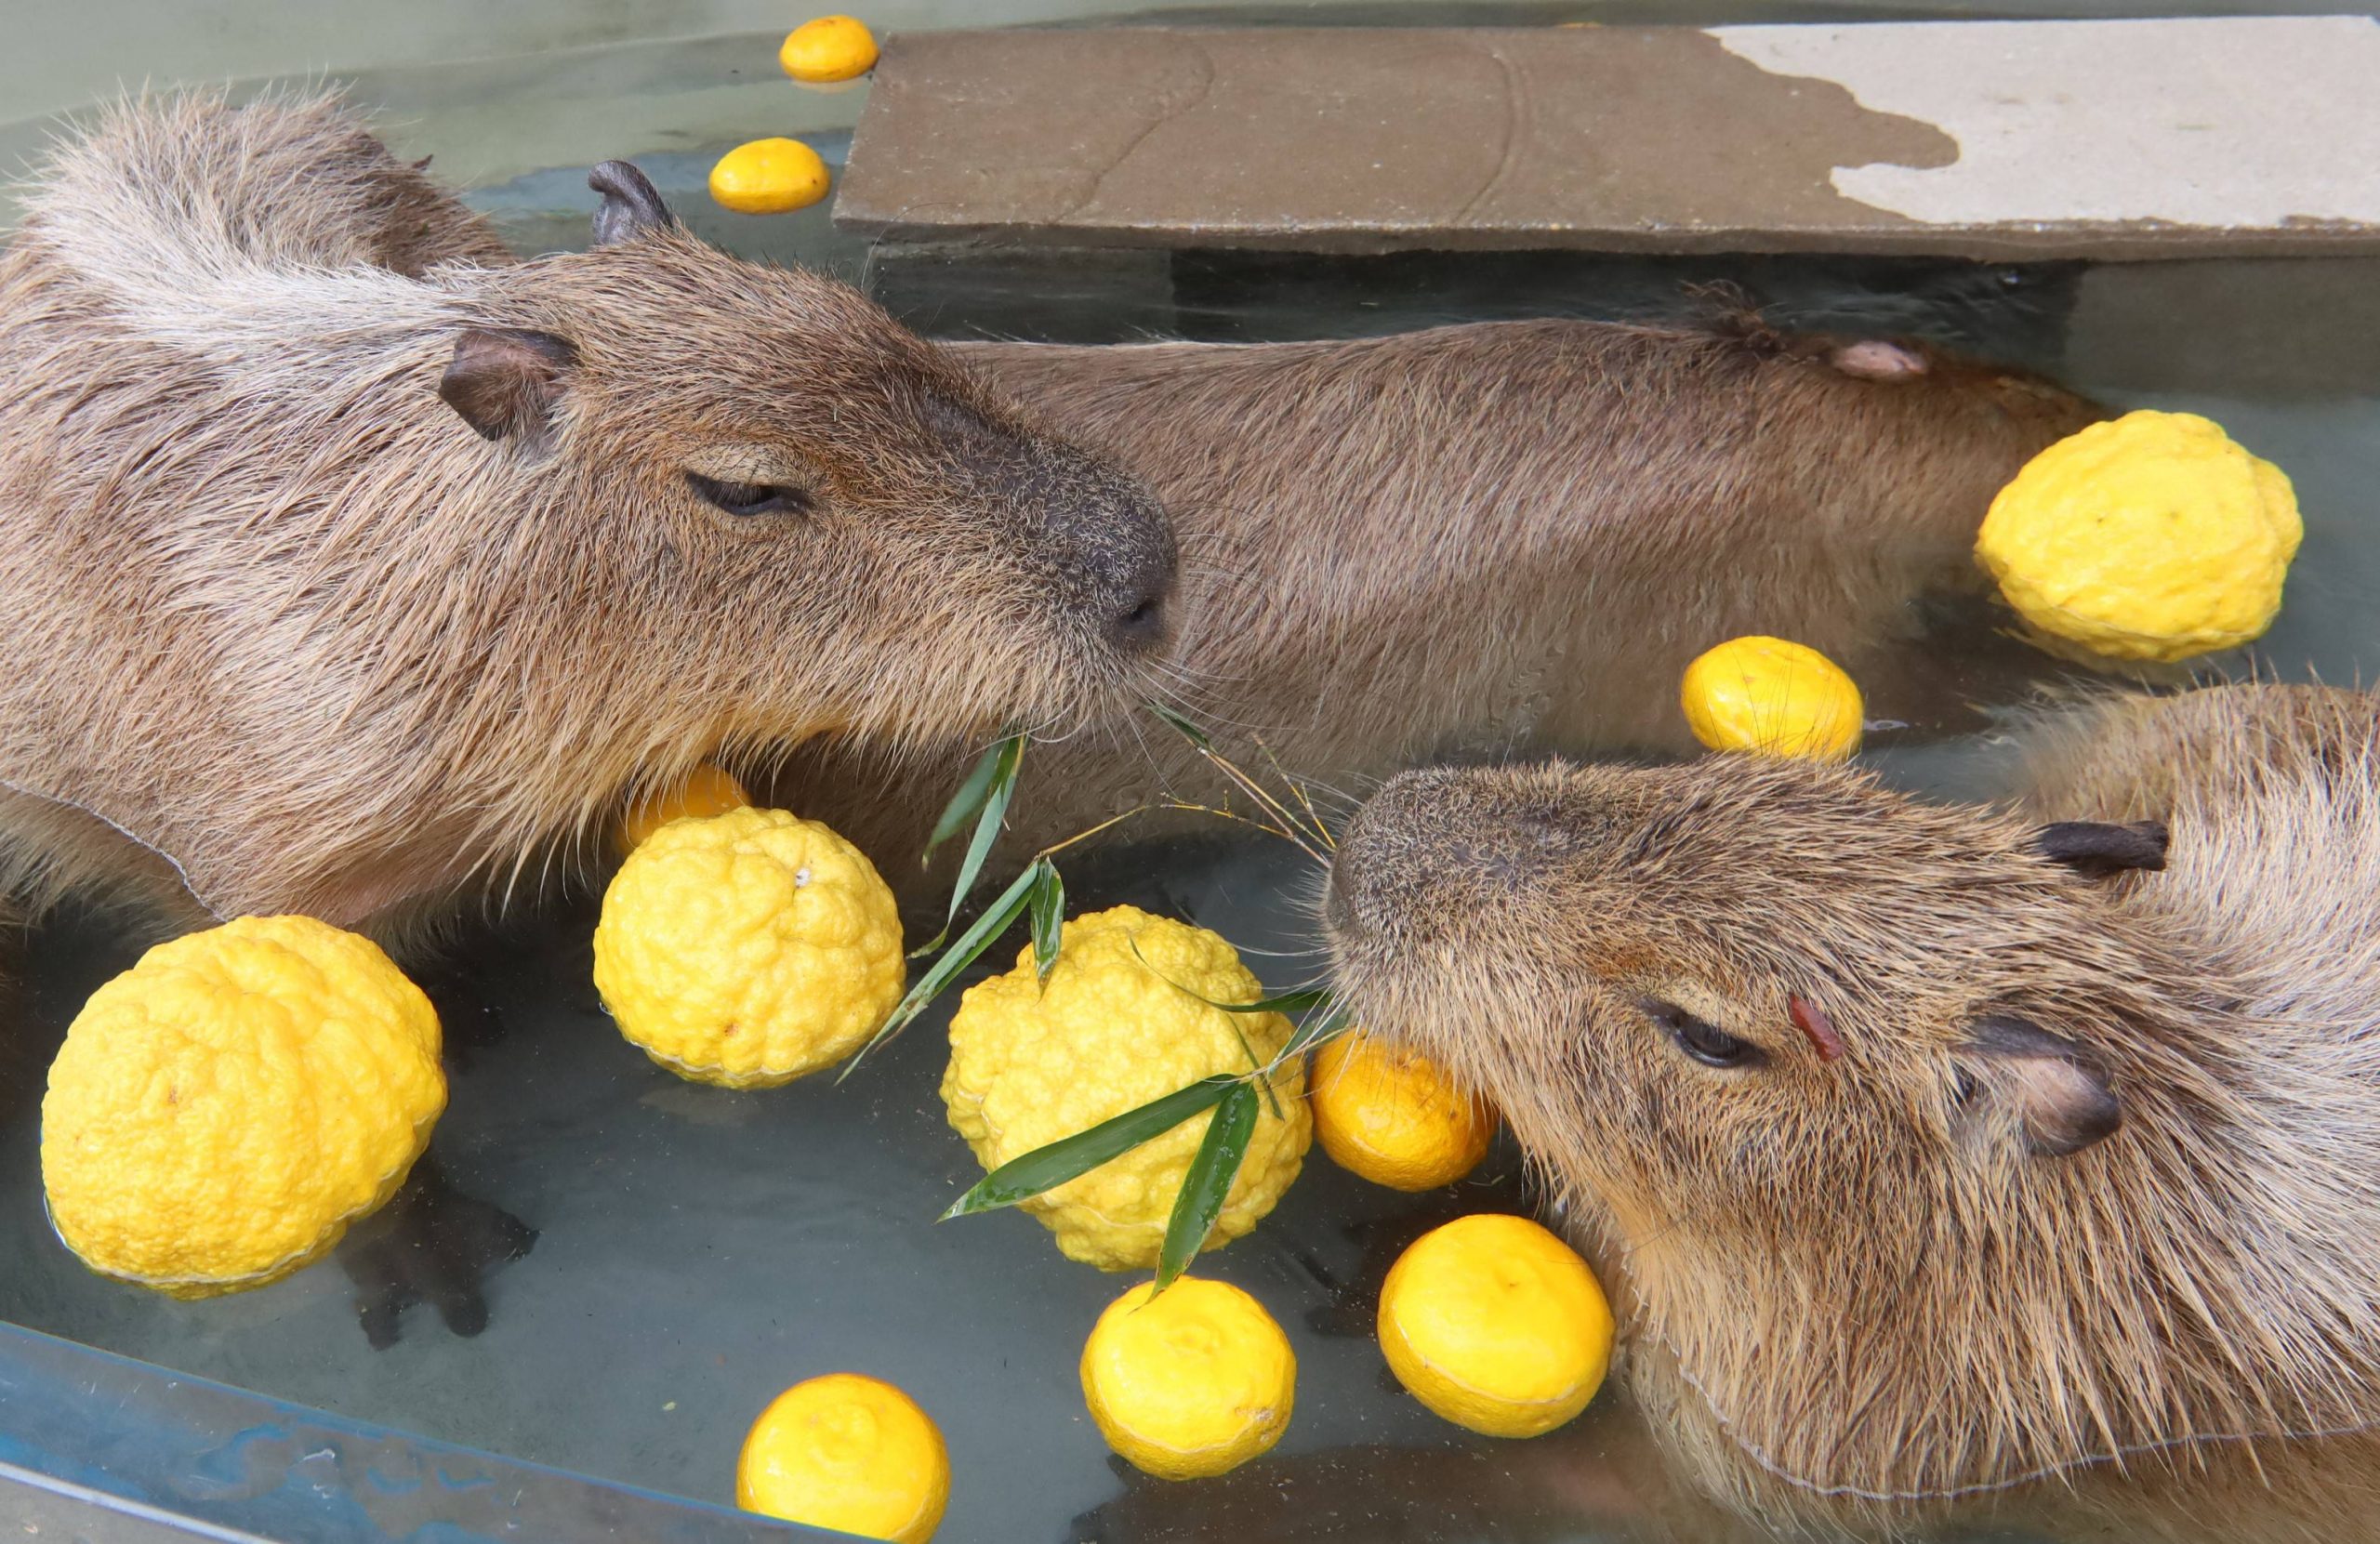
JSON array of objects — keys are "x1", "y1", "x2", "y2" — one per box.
[
  {"x1": 1977, "y1": 409, "x2": 2301, "y2": 664},
  {"x1": 1080, "y1": 1277, "x2": 1296, "y2": 1480},
  {"x1": 1309, "y1": 1032, "x2": 1495, "y2": 1192},
  {"x1": 780, "y1": 15, "x2": 879, "y2": 82},
  {"x1": 616, "y1": 762, "x2": 750, "y2": 851},
  {"x1": 708, "y1": 138, "x2": 831, "y2": 215},
  {"x1": 941, "y1": 905, "x2": 1310, "y2": 1271},
  {"x1": 736, "y1": 1373, "x2": 948, "y2": 1543},
  {"x1": 1378, "y1": 1213, "x2": 1614, "y2": 1439},
  {"x1": 1680, "y1": 635, "x2": 1863, "y2": 761},
  {"x1": 593, "y1": 807, "x2": 903, "y2": 1088},
  {"x1": 41, "y1": 916, "x2": 443, "y2": 1299}
]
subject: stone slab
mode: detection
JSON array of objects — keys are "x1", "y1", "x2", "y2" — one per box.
[{"x1": 836, "y1": 19, "x2": 2380, "y2": 260}]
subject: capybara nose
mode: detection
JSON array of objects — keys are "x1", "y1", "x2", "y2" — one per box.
[
  {"x1": 1104, "y1": 565, "x2": 1172, "y2": 653},
  {"x1": 1088, "y1": 499, "x2": 1178, "y2": 655}
]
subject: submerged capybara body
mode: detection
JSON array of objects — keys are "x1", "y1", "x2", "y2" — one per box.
[
  {"x1": 777, "y1": 308, "x2": 2102, "y2": 877},
  {"x1": 1327, "y1": 683, "x2": 2380, "y2": 1541},
  {"x1": 0, "y1": 94, "x2": 1174, "y2": 930}
]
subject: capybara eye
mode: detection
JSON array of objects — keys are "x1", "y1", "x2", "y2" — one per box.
[
  {"x1": 685, "y1": 471, "x2": 813, "y2": 518},
  {"x1": 1641, "y1": 998, "x2": 1761, "y2": 1070}
]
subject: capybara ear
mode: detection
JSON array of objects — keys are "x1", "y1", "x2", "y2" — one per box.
[
  {"x1": 1827, "y1": 340, "x2": 1930, "y2": 380},
  {"x1": 438, "y1": 328, "x2": 577, "y2": 450},
  {"x1": 588, "y1": 160, "x2": 675, "y2": 246},
  {"x1": 2033, "y1": 820, "x2": 2171, "y2": 878},
  {"x1": 1961, "y1": 1014, "x2": 2122, "y2": 1158}
]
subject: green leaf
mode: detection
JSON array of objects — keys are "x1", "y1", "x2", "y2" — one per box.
[
  {"x1": 1145, "y1": 700, "x2": 1214, "y2": 751},
  {"x1": 940, "y1": 1076, "x2": 1237, "y2": 1219},
  {"x1": 1155, "y1": 1083, "x2": 1259, "y2": 1291},
  {"x1": 912, "y1": 732, "x2": 1026, "y2": 958},
  {"x1": 920, "y1": 737, "x2": 1011, "y2": 866},
  {"x1": 1029, "y1": 859, "x2": 1064, "y2": 987},
  {"x1": 1280, "y1": 1001, "x2": 1353, "y2": 1061},
  {"x1": 847, "y1": 860, "x2": 1038, "y2": 1077},
  {"x1": 1213, "y1": 986, "x2": 1333, "y2": 1016}
]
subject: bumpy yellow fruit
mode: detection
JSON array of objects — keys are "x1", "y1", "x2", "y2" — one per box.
[
  {"x1": 941, "y1": 906, "x2": 1310, "y2": 1270},
  {"x1": 41, "y1": 916, "x2": 443, "y2": 1299},
  {"x1": 615, "y1": 762, "x2": 750, "y2": 851},
  {"x1": 1310, "y1": 1032, "x2": 1496, "y2": 1192},
  {"x1": 593, "y1": 807, "x2": 904, "y2": 1089},
  {"x1": 1379, "y1": 1213, "x2": 1613, "y2": 1439},
  {"x1": 708, "y1": 138, "x2": 831, "y2": 215},
  {"x1": 1977, "y1": 410, "x2": 2301, "y2": 663},
  {"x1": 780, "y1": 15, "x2": 879, "y2": 82},
  {"x1": 737, "y1": 1373, "x2": 948, "y2": 1543},
  {"x1": 1081, "y1": 1277, "x2": 1296, "y2": 1480},
  {"x1": 1681, "y1": 636, "x2": 1863, "y2": 761}
]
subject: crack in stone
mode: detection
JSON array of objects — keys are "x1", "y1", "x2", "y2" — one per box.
[{"x1": 1055, "y1": 40, "x2": 1218, "y2": 223}]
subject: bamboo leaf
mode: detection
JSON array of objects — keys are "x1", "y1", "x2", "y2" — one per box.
[
  {"x1": 921, "y1": 737, "x2": 1011, "y2": 866},
  {"x1": 911, "y1": 732, "x2": 1026, "y2": 957},
  {"x1": 1029, "y1": 859, "x2": 1064, "y2": 988},
  {"x1": 940, "y1": 1076, "x2": 1236, "y2": 1219},
  {"x1": 1214, "y1": 986, "x2": 1333, "y2": 1016},
  {"x1": 1155, "y1": 1083, "x2": 1259, "y2": 1291},
  {"x1": 1123, "y1": 936, "x2": 1329, "y2": 1019},
  {"x1": 847, "y1": 861, "x2": 1038, "y2": 1077},
  {"x1": 1145, "y1": 700, "x2": 1214, "y2": 751}
]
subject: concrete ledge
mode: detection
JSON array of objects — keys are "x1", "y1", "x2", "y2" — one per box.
[{"x1": 837, "y1": 19, "x2": 2380, "y2": 260}]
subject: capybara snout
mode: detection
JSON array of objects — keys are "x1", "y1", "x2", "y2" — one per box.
[
  {"x1": 931, "y1": 405, "x2": 1179, "y2": 656},
  {"x1": 1327, "y1": 764, "x2": 1588, "y2": 948}
]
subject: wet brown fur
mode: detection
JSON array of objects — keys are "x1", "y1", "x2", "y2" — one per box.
[
  {"x1": 774, "y1": 284, "x2": 2102, "y2": 877},
  {"x1": 0, "y1": 93, "x2": 1172, "y2": 931},
  {"x1": 1327, "y1": 683, "x2": 2380, "y2": 1540}
]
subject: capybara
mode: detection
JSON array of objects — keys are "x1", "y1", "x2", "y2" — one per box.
[
  {"x1": 73, "y1": 98, "x2": 2103, "y2": 904},
  {"x1": 0, "y1": 94, "x2": 1175, "y2": 932},
  {"x1": 776, "y1": 307, "x2": 2102, "y2": 881},
  {"x1": 1326, "y1": 683, "x2": 2380, "y2": 1541}
]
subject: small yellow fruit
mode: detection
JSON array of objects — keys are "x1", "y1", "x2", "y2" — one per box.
[
  {"x1": 1378, "y1": 1213, "x2": 1614, "y2": 1439},
  {"x1": 708, "y1": 138, "x2": 831, "y2": 215},
  {"x1": 1309, "y1": 1032, "x2": 1496, "y2": 1192},
  {"x1": 41, "y1": 916, "x2": 443, "y2": 1298},
  {"x1": 1680, "y1": 636, "x2": 1863, "y2": 761},
  {"x1": 1080, "y1": 1277, "x2": 1296, "y2": 1480},
  {"x1": 615, "y1": 763, "x2": 750, "y2": 851},
  {"x1": 1977, "y1": 409, "x2": 2301, "y2": 663},
  {"x1": 941, "y1": 906, "x2": 1310, "y2": 1271},
  {"x1": 593, "y1": 807, "x2": 903, "y2": 1088},
  {"x1": 780, "y1": 15, "x2": 879, "y2": 83},
  {"x1": 736, "y1": 1373, "x2": 948, "y2": 1543}
]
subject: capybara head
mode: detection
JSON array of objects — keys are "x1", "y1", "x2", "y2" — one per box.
[
  {"x1": 1320, "y1": 755, "x2": 2292, "y2": 1504},
  {"x1": 434, "y1": 163, "x2": 1176, "y2": 753},
  {"x1": 1324, "y1": 757, "x2": 2167, "y2": 1227}
]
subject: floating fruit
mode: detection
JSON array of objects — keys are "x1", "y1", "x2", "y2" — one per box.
[
  {"x1": 1378, "y1": 1213, "x2": 1614, "y2": 1438},
  {"x1": 1080, "y1": 1277, "x2": 1296, "y2": 1480},
  {"x1": 736, "y1": 1373, "x2": 948, "y2": 1542},
  {"x1": 1977, "y1": 409, "x2": 2300, "y2": 664},
  {"x1": 780, "y1": 15, "x2": 879, "y2": 83},
  {"x1": 1680, "y1": 635, "x2": 1863, "y2": 761},
  {"x1": 593, "y1": 807, "x2": 903, "y2": 1088},
  {"x1": 942, "y1": 905, "x2": 1309, "y2": 1270},
  {"x1": 42, "y1": 916, "x2": 443, "y2": 1298},
  {"x1": 1309, "y1": 1031, "x2": 1495, "y2": 1191},
  {"x1": 709, "y1": 137, "x2": 831, "y2": 214}
]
